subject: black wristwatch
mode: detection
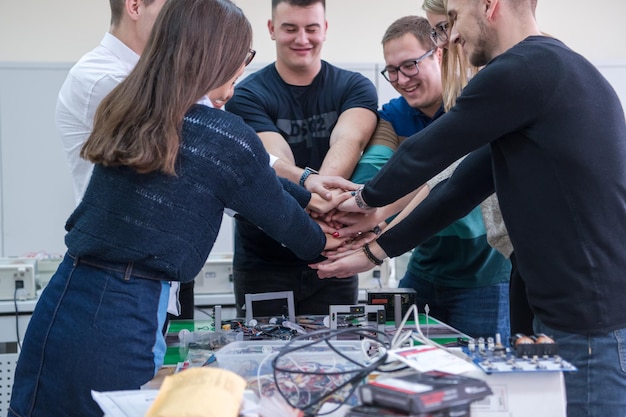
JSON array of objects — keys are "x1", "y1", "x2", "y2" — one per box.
[{"x1": 299, "y1": 167, "x2": 318, "y2": 187}]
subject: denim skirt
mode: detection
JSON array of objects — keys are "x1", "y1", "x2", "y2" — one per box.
[{"x1": 8, "y1": 253, "x2": 170, "y2": 417}]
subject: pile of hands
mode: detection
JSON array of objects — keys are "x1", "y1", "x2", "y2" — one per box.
[{"x1": 303, "y1": 174, "x2": 386, "y2": 279}]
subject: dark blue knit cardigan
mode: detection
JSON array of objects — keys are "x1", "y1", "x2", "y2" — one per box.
[{"x1": 65, "y1": 104, "x2": 325, "y2": 282}]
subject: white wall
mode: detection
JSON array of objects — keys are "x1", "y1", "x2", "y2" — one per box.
[{"x1": 0, "y1": 0, "x2": 625, "y2": 63}]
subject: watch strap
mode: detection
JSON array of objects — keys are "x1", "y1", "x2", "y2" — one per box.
[{"x1": 299, "y1": 167, "x2": 319, "y2": 187}]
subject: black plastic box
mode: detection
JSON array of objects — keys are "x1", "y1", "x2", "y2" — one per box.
[{"x1": 367, "y1": 288, "x2": 417, "y2": 322}]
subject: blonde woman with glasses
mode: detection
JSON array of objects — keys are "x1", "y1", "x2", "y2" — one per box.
[{"x1": 423, "y1": 0, "x2": 478, "y2": 111}]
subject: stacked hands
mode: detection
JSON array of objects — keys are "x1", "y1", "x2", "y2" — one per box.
[{"x1": 302, "y1": 174, "x2": 386, "y2": 280}]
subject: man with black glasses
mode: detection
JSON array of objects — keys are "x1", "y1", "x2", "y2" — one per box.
[{"x1": 350, "y1": 15, "x2": 511, "y2": 341}]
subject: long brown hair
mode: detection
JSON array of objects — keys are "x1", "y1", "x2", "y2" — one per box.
[{"x1": 83, "y1": 0, "x2": 253, "y2": 174}]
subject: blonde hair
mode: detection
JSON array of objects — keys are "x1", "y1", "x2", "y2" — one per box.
[{"x1": 422, "y1": 0, "x2": 480, "y2": 111}]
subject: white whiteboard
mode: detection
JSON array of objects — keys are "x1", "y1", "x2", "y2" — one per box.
[{"x1": 0, "y1": 63, "x2": 74, "y2": 257}]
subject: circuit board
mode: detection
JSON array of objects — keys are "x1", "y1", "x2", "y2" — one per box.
[{"x1": 464, "y1": 335, "x2": 577, "y2": 374}]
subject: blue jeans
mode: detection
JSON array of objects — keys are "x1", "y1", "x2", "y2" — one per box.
[
  {"x1": 534, "y1": 318, "x2": 626, "y2": 417},
  {"x1": 8, "y1": 253, "x2": 170, "y2": 417},
  {"x1": 399, "y1": 271, "x2": 510, "y2": 343},
  {"x1": 234, "y1": 268, "x2": 358, "y2": 317}
]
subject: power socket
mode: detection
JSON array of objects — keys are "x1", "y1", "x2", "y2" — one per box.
[{"x1": 0, "y1": 258, "x2": 37, "y2": 300}]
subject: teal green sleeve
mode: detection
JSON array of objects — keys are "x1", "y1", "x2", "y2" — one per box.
[
  {"x1": 351, "y1": 145, "x2": 395, "y2": 183},
  {"x1": 351, "y1": 145, "x2": 399, "y2": 224}
]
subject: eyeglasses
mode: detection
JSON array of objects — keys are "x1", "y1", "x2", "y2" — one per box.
[
  {"x1": 380, "y1": 49, "x2": 435, "y2": 83},
  {"x1": 245, "y1": 49, "x2": 256, "y2": 66},
  {"x1": 430, "y1": 22, "x2": 450, "y2": 44}
]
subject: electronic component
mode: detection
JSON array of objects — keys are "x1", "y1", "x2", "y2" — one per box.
[
  {"x1": 269, "y1": 327, "x2": 390, "y2": 414},
  {"x1": 358, "y1": 371, "x2": 492, "y2": 415},
  {"x1": 466, "y1": 333, "x2": 575, "y2": 373},
  {"x1": 36, "y1": 257, "x2": 62, "y2": 289},
  {"x1": 328, "y1": 304, "x2": 386, "y2": 333},
  {"x1": 0, "y1": 258, "x2": 37, "y2": 300},
  {"x1": 367, "y1": 288, "x2": 416, "y2": 322},
  {"x1": 510, "y1": 333, "x2": 558, "y2": 357},
  {"x1": 346, "y1": 404, "x2": 469, "y2": 417},
  {"x1": 211, "y1": 305, "x2": 221, "y2": 332},
  {"x1": 244, "y1": 290, "x2": 296, "y2": 324},
  {"x1": 193, "y1": 256, "x2": 233, "y2": 294}
]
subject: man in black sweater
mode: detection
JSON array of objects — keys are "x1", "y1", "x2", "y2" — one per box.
[{"x1": 311, "y1": 1, "x2": 626, "y2": 415}]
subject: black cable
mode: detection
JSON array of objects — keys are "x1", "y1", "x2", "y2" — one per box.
[
  {"x1": 271, "y1": 327, "x2": 391, "y2": 415},
  {"x1": 14, "y1": 286, "x2": 22, "y2": 350}
]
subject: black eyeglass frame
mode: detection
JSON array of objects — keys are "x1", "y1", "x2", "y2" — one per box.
[
  {"x1": 380, "y1": 48, "x2": 436, "y2": 83},
  {"x1": 245, "y1": 49, "x2": 256, "y2": 66},
  {"x1": 430, "y1": 21, "x2": 450, "y2": 45}
]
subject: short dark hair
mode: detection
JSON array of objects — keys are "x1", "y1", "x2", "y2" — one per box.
[
  {"x1": 271, "y1": 0, "x2": 325, "y2": 12},
  {"x1": 382, "y1": 15, "x2": 434, "y2": 51}
]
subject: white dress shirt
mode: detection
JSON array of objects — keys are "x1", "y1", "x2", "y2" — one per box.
[{"x1": 56, "y1": 32, "x2": 139, "y2": 206}]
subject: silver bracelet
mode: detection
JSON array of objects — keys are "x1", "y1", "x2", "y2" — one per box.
[{"x1": 353, "y1": 186, "x2": 373, "y2": 211}]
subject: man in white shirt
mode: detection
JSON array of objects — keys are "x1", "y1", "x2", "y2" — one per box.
[
  {"x1": 55, "y1": 0, "x2": 196, "y2": 319},
  {"x1": 56, "y1": 0, "x2": 165, "y2": 205}
]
